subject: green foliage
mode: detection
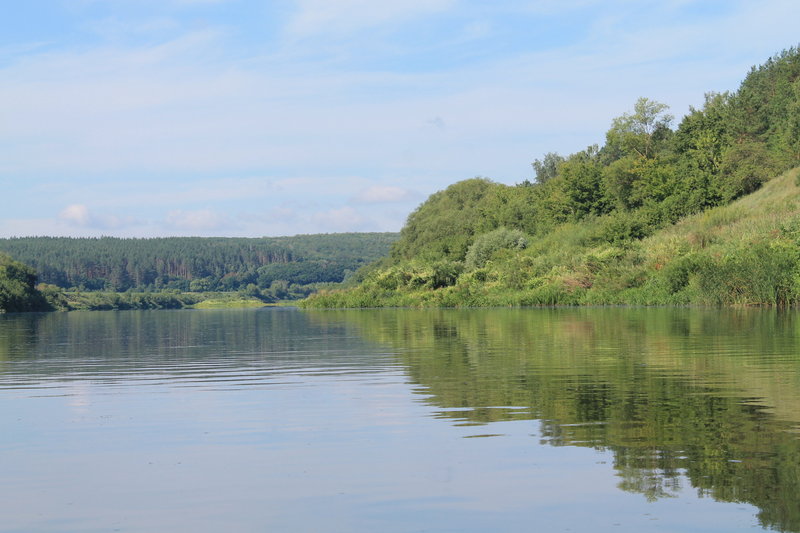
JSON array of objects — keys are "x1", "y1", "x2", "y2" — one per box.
[
  {"x1": 598, "y1": 210, "x2": 650, "y2": 243},
  {"x1": 191, "y1": 295, "x2": 267, "y2": 309},
  {"x1": 659, "y1": 253, "x2": 700, "y2": 294},
  {"x1": 37, "y1": 284, "x2": 70, "y2": 311},
  {"x1": 531, "y1": 152, "x2": 565, "y2": 184},
  {"x1": 465, "y1": 227, "x2": 528, "y2": 270},
  {"x1": 603, "y1": 97, "x2": 674, "y2": 160},
  {"x1": 602, "y1": 155, "x2": 640, "y2": 209},
  {"x1": 0, "y1": 253, "x2": 50, "y2": 312},
  {"x1": 61, "y1": 290, "x2": 204, "y2": 311},
  {"x1": 675, "y1": 92, "x2": 732, "y2": 175},
  {"x1": 478, "y1": 184, "x2": 542, "y2": 235},
  {"x1": 391, "y1": 178, "x2": 497, "y2": 262},
  {"x1": 266, "y1": 279, "x2": 290, "y2": 300},
  {"x1": 559, "y1": 146, "x2": 610, "y2": 218},
  {"x1": 0, "y1": 233, "x2": 398, "y2": 298},
  {"x1": 603, "y1": 155, "x2": 681, "y2": 211},
  {"x1": 729, "y1": 46, "x2": 800, "y2": 167},
  {"x1": 694, "y1": 241, "x2": 800, "y2": 306},
  {"x1": 368, "y1": 260, "x2": 465, "y2": 291},
  {"x1": 304, "y1": 47, "x2": 800, "y2": 310},
  {"x1": 427, "y1": 260, "x2": 464, "y2": 289},
  {"x1": 305, "y1": 165, "x2": 800, "y2": 309},
  {"x1": 717, "y1": 140, "x2": 781, "y2": 201}
]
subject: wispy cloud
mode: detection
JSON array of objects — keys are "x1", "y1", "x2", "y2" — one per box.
[
  {"x1": 59, "y1": 204, "x2": 136, "y2": 230},
  {"x1": 353, "y1": 186, "x2": 417, "y2": 204},
  {"x1": 285, "y1": 0, "x2": 456, "y2": 38},
  {"x1": 2, "y1": 1, "x2": 799, "y2": 237},
  {"x1": 311, "y1": 206, "x2": 368, "y2": 232},
  {"x1": 59, "y1": 204, "x2": 92, "y2": 226},
  {"x1": 165, "y1": 209, "x2": 234, "y2": 232}
]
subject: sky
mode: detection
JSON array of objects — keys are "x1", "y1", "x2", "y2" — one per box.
[{"x1": 1, "y1": 0, "x2": 799, "y2": 238}]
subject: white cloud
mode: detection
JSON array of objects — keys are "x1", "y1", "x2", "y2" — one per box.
[
  {"x1": 3, "y1": 2, "x2": 800, "y2": 238},
  {"x1": 5, "y1": 3, "x2": 794, "y2": 187},
  {"x1": 165, "y1": 209, "x2": 233, "y2": 232},
  {"x1": 59, "y1": 204, "x2": 92, "y2": 226},
  {"x1": 286, "y1": 0, "x2": 456, "y2": 37},
  {"x1": 58, "y1": 203, "x2": 133, "y2": 230},
  {"x1": 311, "y1": 206, "x2": 367, "y2": 232},
  {"x1": 353, "y1": 185, "x2": 415, "y2": 204},
  {"x1": 270, "y1": 176, "x2": 373, "y2": 196},
  {"x1": 0, "y1": 217, "x2": 74, "y2": 238},
  {"x1": 513, "y1": 0, "x2": 614, "y2": 15},
  {"x1": 263, "y1": 207, "x2": 298, "y2": 220},
  {"x1": 88, "y1": 177, "x2": 273, "y2": 209}
]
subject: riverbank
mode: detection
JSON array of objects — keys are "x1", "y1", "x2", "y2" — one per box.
[{"x1": 303, "y1": 168, "x2": 800, "y2": 309}]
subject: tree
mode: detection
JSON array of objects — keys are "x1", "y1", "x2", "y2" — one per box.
[
  {"x1": 560, "y1": 145, "x2": 610, "y2": 218},
  {"x1": 604, "y1": 97, "x2": 674, "y2": 160},
  {"x1": 532, "y1": 152, "x2": 565, "y2": 184},
  {"x1": 717, "y1": 140, "x2": 781, "y2": 201},
  {"x1": 0, "y1": 254, "x2": 50, "y2": 312},
  {"x1": 675, "y1": 92, "x2": 732, "y2": 175},
  {"x1": 390, "y1": 178, "x2": 499, "y2": 262}
]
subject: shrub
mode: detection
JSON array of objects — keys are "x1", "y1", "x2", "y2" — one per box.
[
  {"x1": 717, "y1": 141, "x2": 781, "y2": 201},
  {"x1": 659, "y1": 253, "x2": 700, "y2": 294},
  {"x1": 465, "y1": 228, "x2": 528, "y2": 270},
  {"x1": 695, "y1": 241, "x2": 800, "y2": 306}
]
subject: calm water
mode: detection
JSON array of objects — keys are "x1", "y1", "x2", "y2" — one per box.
[{"x1": 1, "y1": 307, "x2": 799, "y2": 532}]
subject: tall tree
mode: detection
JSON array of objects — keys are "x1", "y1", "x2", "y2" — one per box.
[
  {"x1": 532, "y1": 152, "x2": 565, "y2": 184},
  {"x1": 604, "y1": 97, "x2": 674, "y2": 161}
]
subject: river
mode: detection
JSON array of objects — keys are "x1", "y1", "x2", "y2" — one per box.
[{"x1": 1, "y1": 307, "x2": 798, "y2": 532}]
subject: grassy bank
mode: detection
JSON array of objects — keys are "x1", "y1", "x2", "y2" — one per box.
[
  {"x1": 40, "y1": 290, "x2": 270, "y2": 311},
  {"x1": 191, "y1": 296, "x2": 273, "y2": 309}
]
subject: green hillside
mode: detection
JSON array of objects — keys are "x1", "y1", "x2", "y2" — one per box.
[{"x1": 303, "y1": 47, "x2": 800, "y2": 309}]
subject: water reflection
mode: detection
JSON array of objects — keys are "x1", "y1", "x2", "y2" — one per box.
[
  {"x1": 305, "y1": 307, "x2": 800, "y2": 532},
  {"x1": 0, "y1": 309, "x2": 398, "y2": 391},
  {"x1": 2, "y1": 307, "x2": 800, "y2": 532}
]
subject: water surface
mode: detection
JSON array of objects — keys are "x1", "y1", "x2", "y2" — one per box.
[{"x1": 1, "y1": 307, "x2": 799, "y2": 532}]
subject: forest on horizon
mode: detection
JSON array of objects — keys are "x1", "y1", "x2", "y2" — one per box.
[{"x1": 0, "y1": 233, "x2": 397, "y2": 311}]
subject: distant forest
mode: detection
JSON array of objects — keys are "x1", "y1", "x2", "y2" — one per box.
[{"x1": 0, "y1": 234, "x2": 398, "y2": 294}]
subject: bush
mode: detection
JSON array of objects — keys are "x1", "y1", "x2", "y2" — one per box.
[
  {"x1": 0, "y1": 255, "x2": 51, "y2": 312},
  {"x1": 717, "y1": 141, "x2": 781, "y2": 201},
  {"x1": 428, "y1": 260, "x2": 464, "y2": 289},
  {"x1": 695, "y1": 241, "x2": 800, "y2": 306},
  {"x1": 659, "y1": 254, "x2": 700, "y2": 294},
  {"x1": 465, "y1": 228, "x2": 528, "y2": 270}
]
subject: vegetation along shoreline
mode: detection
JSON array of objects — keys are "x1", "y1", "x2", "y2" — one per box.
[{"x1": 3, "y1": 47, "x2": 800, "y2": 312}]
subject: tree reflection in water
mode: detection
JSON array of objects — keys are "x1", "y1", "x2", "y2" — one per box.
[{"x1": 307, "y1": 307, "x2": 800, "y2": 532}]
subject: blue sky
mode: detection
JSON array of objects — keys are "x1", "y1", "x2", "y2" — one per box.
[{"x1": 1, "y1": 0, "x2": 798, "y2": 238}]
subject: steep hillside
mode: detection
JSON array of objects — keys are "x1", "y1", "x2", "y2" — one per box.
[
  {"x1": 303, "y1": 168, "x2": 800, "y2": 308},
  {"x1": 303, "y1": 47, "x2": 800, "y2": 309}
]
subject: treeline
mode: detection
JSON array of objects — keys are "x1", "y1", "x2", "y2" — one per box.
[
  {"x1": 304, "y1": 47, "x2": 800, "y2": 308},
  {"x1": 0, "y1": 233, "x2": 398, "y2": 296}
]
